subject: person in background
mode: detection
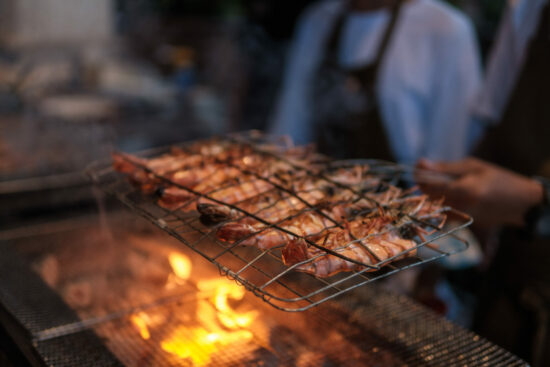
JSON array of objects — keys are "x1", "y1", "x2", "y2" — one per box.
[
  {"x1": 269, "y1": 0, "x2": 481, "y2": 164},
  {"x1": 473, "y1": 0, "x2": 550, "y2": 176},
  {"x1": 418, "y1": 1, "x2": 550, "y2": 364}
]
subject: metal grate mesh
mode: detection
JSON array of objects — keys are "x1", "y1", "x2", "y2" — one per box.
[
  {"x1": 88, "y1": 132, "x2": 472, "y2": 311},
  {"x1": 0, "y1": 215, "x2": 528, "y2": 366},
  {"x1": 0, "y1": 246, "x2": 123, "y2": 366},
  {"x1": 34, "y1": 330, "x2": 123, "y2": 367},
  {"x1": 337, "y1": 289, "x2": 529, "y2": 367},
  {"x1": 50, "y1": 286, "x2": 529, "y2": 367}
]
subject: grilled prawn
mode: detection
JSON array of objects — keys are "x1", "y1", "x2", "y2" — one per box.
[
  {"x1": 281, "y1": 226, "x2": 417, "y2": 277},
  {"x1": 197, "y1": 167, "x2": 372, "y2": 224},
  {"x1": 112, "y1": 138, "x2": 451, "y2": 278},
  {"x1": 216, "y1": 207, "x2": 347, "y2": 250}
]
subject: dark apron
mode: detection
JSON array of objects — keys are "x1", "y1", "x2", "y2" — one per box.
[
  {"x1": 476, "y1": 4, "x2": 550, "y2": 177},
  {"x1": 313, "y1": 1, "x2": 404, "y2": 160},
  {"x1": 473, "y1": 4, "x2": 550, "y2": 365}
]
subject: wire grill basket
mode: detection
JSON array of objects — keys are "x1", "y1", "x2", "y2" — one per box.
[{"x1": 87, "y1": 131, "x2": 472, "y2": 311}]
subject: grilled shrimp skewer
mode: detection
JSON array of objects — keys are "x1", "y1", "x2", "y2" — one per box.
[
  {"x1": 280, "y1": 194, "x2": 447, "y2": 277},
  {"x1": 112, "y1": 139, "x2": 452, "y2": 278},
  {"x1": 216, "y1": 207, "x2": 347, "y2": 250},
  {"x1": 197, "y1": 179, "x2": 330, "y2": 224},
  {"x1": 111, "y1": 141, "x2": 234, "y2": 193},
  {"x1": 114, "y1": 144, "x2": 317, "y2": 210},
  {"x1": 214, "y1": 189, "x2": 436, "y2": 250},
  {"x1": 197, "y1": 167, "x2": 373, "y2": 224},
  {"x1": 282, "y1": 226, "x2": 417, "y2": 277}
]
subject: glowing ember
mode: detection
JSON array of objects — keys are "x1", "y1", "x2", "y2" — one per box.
[
  {"x1": 161, "y1": 326, "x2": 254, "y2": 366},
  {"x1": 130, "y1": 251, "x2": 265, "y2": 366},
  {"x1": 160, "y1": 278, "x2": 260, "y2": 365},
  {"x1": 168, "y1": 252, "x2": 192, "y2": 280},
  {"x1": 196, "y1": 279, "x2": 258, "y2": 329},
  {"x1": 130, "y1": 312, "x2": 151, "y2": 340}
]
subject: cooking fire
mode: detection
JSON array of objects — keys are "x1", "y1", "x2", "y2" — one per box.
[
  {"x1": 0, "y1": 203, "x2": 527, "y2": 366},
  {"x1": 0, "y1": 133, "x2": 525, "y2": 367},
  {"x1": 23, "y1": 224, "x2": 407, "y2": 366},
  {"x1": 131, "y1": 252, "x2": 265, "y2": 366}
]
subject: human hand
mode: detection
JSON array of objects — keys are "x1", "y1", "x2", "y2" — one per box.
[{"x1": 415, "y1": 158, "x2": 543, "y2": 228}]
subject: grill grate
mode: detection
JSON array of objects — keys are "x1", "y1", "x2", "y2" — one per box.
[
  {"x1": 337, "y1": 290, "x2": 528, "y2": 367},
  {"x1": 0, "y1": 216, "x2": 528, "y2": 366},
  {"x1": 59, "y1": 287, "x2": 530, "y2": 367},
  {"x1": 88, "y1": 131, "x2": 472, "y2": 311},
  {"x1": 0, "y1": 246, "x2": 124, "y2": 366}
]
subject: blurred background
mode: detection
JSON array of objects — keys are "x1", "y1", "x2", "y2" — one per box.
[
  {"x1": 0, "y1": 0, "x2": 505, "y2": 171},
  {"x1": 0, "y1": 0, "x2": 504, "y2": 220}
]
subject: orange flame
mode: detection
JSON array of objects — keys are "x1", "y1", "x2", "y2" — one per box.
[
  {"x1": 168, "y1": 252, "x2": 192, "y2": 280},
  {"x1": 130, "y1": 312, "x2": 151, "y2": 340},
  {"x1": 160, "y1": 326, "x2": 253, "y2": 366},
  {"x1": 161, "y1": 278, "x2": 259, "y2": 365}
]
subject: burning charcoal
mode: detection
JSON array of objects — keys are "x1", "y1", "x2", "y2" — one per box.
[
  {"x1": 268, "y1": 325, "x2": 306, "y2": 366},
  {"x1": 63, "y1": 280, "x2": 92, "y2": 308},
  {"x1": 125, "y1": 288, "x2": 158, "y2": 307},
  {"x1": 239, "y1": 347, "x2": 278, "y2": 367},
  {"x1": 33, "y1": 254, "x2": 59, "y2": 288},
  {"x1": 126, "y1": 250, "x2": 168, "y2": 286},
  {"x1": 296, "y1": 351, "x2": 334, "y2": 367}
]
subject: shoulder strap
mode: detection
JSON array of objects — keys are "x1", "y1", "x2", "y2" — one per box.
[
  {"x1": 371, "y1": 0, "x2": 405, "y2": 79},
  {"x1": 325, "y1": 6, "x2": 348, "y2": 60},
  {"x1": 325, "y1": 1, "x2": 405, "y2": 74}
]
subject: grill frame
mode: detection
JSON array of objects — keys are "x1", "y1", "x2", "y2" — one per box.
[
  {"x1": 87, "y1": 132, "x2": 473, "y2": 312},
  {"x1": 0, "y1": 213, "x2": 529, "y2": 367},
  {"x1": 0, "y1": 246, "x2": 123, "y2": 367}
]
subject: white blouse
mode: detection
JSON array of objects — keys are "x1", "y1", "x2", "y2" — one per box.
[{"x1": 269, "y1": 0, "x2": 482, "y2": 164}]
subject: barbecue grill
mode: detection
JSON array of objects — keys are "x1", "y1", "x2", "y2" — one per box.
[
  {"x1": 87, "y1": 131, "x2": 473, "y2": 312},
  {"x1": 0, "y1": 214, "x2": 529, "y2": 366}
]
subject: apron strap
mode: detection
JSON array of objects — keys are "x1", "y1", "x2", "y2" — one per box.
[
  {"x1": 315, "y1": 0, "x2": 405, "y2": 160},
  {"x1": 371, "y1": 0, "x2": 405, "y2": 84},
  {"x1": 475, "y1": 1, "x2": 550, "y2": 176},
  {"x1": 325, "y1": 0, "x2": 405, "y2": 82}
]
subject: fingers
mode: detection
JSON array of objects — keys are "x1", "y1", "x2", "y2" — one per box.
[
  {"x1": 415, "y1": 158, "x2": 438, "y2": 171},
  {"x1": 416, "y1": 157, "x2": 482, "y2": 176},
  {"x1": 415, "y1": 157, "x2": 486, "y2": 211},
  {"x1": 416, "y1": 179, "x2": 447, "y2": 199},
  {"x1": 414, "y1": 159, "x2": 453, "y2": 197},
  {"x1": 444, "y1": 174, "x2": 480, "y2": 209}
]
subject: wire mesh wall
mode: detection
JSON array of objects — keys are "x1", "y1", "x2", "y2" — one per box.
[{"x1": 87, "y1": 131, "x2": 472, "y2": 311}]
